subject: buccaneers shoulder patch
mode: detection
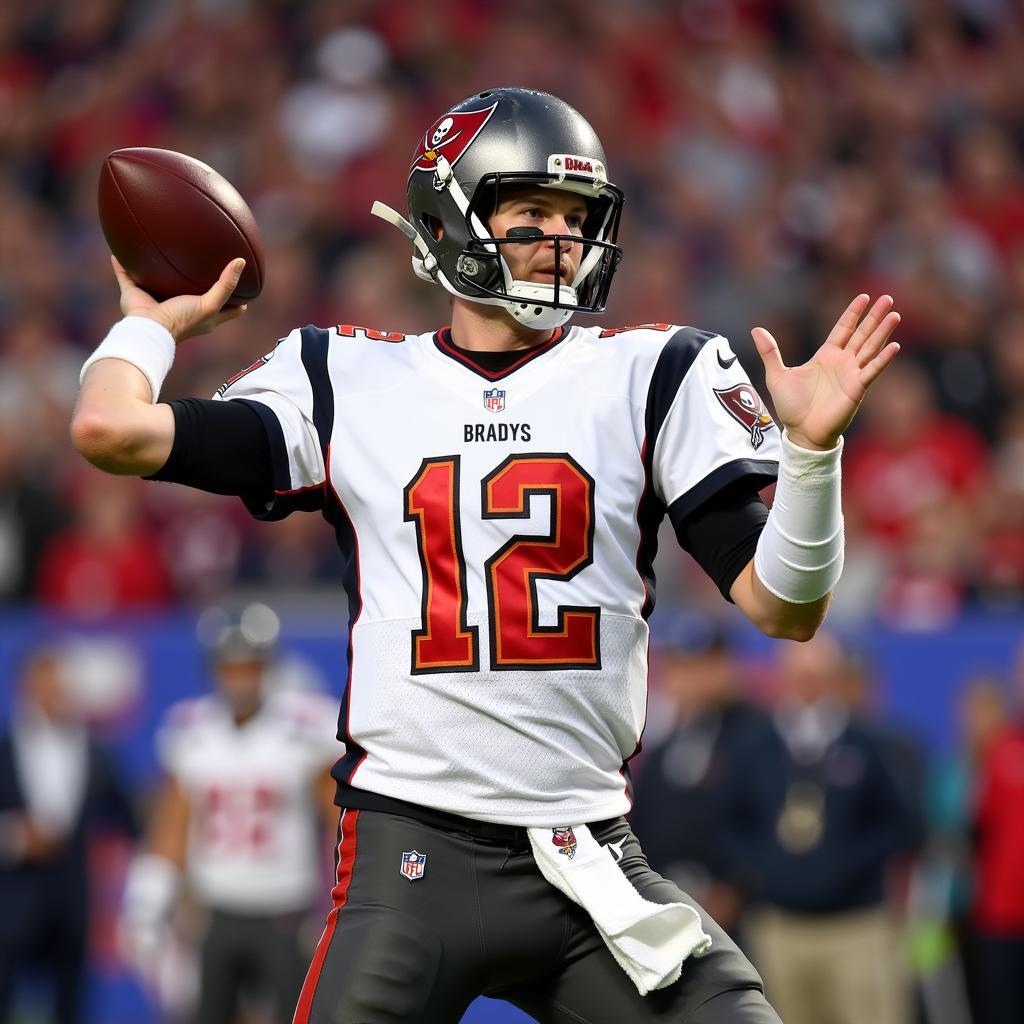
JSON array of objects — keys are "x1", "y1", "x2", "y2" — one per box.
[{"x1": 714, "y1": 384, "x2": 775, "y2": 449}]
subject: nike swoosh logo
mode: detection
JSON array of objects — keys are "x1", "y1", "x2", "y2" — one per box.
[
  {"x1": 717, "y1": 350, "x2": 738, "y2": 369},
  {"x1": 607, "y1": 838, "x2": 626, "y2": 863}
]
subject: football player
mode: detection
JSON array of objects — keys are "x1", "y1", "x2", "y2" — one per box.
[
  {"x1": 119, "y1": 606, "x2": 340, "y2": 1024},
  {"x1": 74, "y1": 88, "x2": 900, "y2": 1022}
]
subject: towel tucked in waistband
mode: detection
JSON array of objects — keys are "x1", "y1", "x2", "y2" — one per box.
[{"x1": 528, "y1": 823, "x2": 712, "y2": 996}]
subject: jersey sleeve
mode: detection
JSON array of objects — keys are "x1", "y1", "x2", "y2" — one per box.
[
  {"x1": 647, "y1": 327, "x2": 780, "y2": 523},
  {"x1": 154, "y1": 699, "x2": 201, "y2": 778},
  {"x1": 213, "y1": 325, "x2": 334, "y2": 520}
]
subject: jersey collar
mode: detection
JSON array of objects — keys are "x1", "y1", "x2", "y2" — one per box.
[{"x1": 432, "y1": 326, "x2": 566, "y2": 381}]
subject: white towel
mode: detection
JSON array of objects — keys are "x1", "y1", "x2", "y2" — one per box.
[{"x1": 528, "y1": 824, "x2": 712, "y2": 995}]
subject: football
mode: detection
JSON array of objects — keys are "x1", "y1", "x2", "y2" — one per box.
[{"x1": 98, "y1": 148, "x2": 265, "y2": 303}]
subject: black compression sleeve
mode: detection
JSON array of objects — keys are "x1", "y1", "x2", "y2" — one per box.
[
  {"x1": 147, "y1": 397, "x2": 275, "y2": 502},
  {"x1": 670, "y1": 478, "x2": 770, "y2": 600}
]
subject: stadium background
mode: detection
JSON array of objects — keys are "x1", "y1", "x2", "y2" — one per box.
[{"x1": 1, "y1": 1, "x2": 1022, "y2": 1022}]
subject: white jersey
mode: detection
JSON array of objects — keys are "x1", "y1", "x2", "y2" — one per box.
[
  {"x1": 157, "y1": 688, "x2": 341, "y2": 913},
  {"x1": 216, "y1": 322, "x2": 779, "y2": 826}
]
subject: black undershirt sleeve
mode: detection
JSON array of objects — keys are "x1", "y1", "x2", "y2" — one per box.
[
  {"x1": 670, "y1": 477, "x2": 770, "y2": 600},
  {"x1": 147, "y1": 397, "x2": 275, "y2": 505}
]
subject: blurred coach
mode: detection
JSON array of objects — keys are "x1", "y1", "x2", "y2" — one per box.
[
  {"x1": 0, "y1": 646, "x2": 137, "y2": 1024},
  {"x1": 719, "y1": 632, "x2": 920, "y2": 1024}
]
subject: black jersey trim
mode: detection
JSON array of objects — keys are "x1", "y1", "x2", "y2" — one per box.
[
  {"x1": 286, "y1": 327, "x2": 369, "y2": 782},
  {"x1": 289, "y1": 326, "x2": 366, "y2": 779},
  {"x1": 432, "y1": 326, "x2": 565, "y2": 381},
  {"x1": 644, "y1": 326, "x2": 717, "y2": 448},
  {"x1": 667, "y1": 458, "x2": 779, "y2": 525},
  {"x1": 633, "y1": 327, "x2": 715, "y2": 620},
  {"x1": 333, "y1": 784, "x2": 623, "y2": 841},
  {"x1": 634, "y1": 436, "x2": 665, "y2": 621},
  {"x1": 299, "y1": 325, "x2": 335, "y2": 463},
  {"x1": 321, "y1": 448, "x2": 368, "y2": 787}
]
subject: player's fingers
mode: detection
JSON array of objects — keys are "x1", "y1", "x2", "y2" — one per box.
[
  {"x1": 848, "y1": 295, "x2": 894, "y2": 357},
  {"x1": 213, "y1": 304, "x2": 248, "y2": 328},
  {"x1": 860, "y1": 341, "x2": 901, "y2": 390},
  {"x1": 111, "y1": 254, "x2": 135, "y2": 291},
  {"x1": 824, "y1": 294, "x2": 871, "y2": 348},
  {"x1": 751, "y1": 327, "x2": 787, "y2": 376},
  {"x1": 856, "y1": 311, "x2": 900, "y2": 367},
  {"x1": 201, "y1": 258, "x2": 245, "y2": 313}
]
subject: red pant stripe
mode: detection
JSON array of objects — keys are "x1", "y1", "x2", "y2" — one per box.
[{"x1": 292, "y1": 808, "x2": 360, "y2": 1024}]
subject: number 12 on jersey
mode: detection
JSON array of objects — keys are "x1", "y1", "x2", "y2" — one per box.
[{"x1": 403, "y1": 454, "x2": 601, "y2": 673}]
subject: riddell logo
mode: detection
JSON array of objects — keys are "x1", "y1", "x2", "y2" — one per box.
[{"x1": 565, "y1": 157, "x2": 593, "y2": 172}]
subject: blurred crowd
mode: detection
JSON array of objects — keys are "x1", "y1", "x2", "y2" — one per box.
[{"x1": 0, "y1": 0, "x2": 1022, "y2": 623}]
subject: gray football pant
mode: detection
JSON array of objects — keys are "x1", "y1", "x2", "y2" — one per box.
[
  {"x1": 294, "y1": 809, "x2": 782, "y2": 1024},
  {"x1": 195, "y1": 907, "x2": 309, "y2": 1024}
]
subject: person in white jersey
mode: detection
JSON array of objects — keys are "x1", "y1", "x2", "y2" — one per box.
[
  {"x1": 74, "y1": 88, "x2": 901, "y2": 1023},
  {"x1": 119, "y1": 606, "x2": 340, "y2": 1024}
]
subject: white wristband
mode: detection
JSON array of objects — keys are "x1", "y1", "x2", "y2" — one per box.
[
  {"x1": 753, "y1": 430, "x2": 845, "y2": 604},
  {"x1": 80, "y1": 316, "x2": 177, "y2": 403},
  {"x1": 122, "y1": 852, "x2": 181, "y2": 925}
]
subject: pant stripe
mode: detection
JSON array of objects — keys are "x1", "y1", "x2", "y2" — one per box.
[{"x1": 292, "y1": 808, "x2": 360, "y2": 1024}]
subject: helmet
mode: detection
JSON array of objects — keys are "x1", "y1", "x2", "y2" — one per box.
[
  {"x1": 372, "y1": 87, "x2": 624, "y2": 330},
  {"x1": 197, "y1": 603, "x2": 280, "y2": 666}
]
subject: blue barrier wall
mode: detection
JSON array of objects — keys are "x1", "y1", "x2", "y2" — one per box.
[{"x1": 1, "y1": 607, "x2": 1021, "y2": 1023}]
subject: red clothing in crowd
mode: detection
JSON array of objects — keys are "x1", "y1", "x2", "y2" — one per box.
[
  {"x1": 35, "y1": 528, "x2": 174, "y2": 614},
  {"x1": 974, "y1": 725, "x2": 1024, "y2": 934},
  {"x1": 844, "y1": 415, "x2": 990, "y2": 546}
]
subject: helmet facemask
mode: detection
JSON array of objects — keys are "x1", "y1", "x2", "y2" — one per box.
[{"x1": 453, "y1": 171, "x2": 624, "y2": 329}]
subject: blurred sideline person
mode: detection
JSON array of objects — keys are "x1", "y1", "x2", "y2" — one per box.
[
  {"x1": 970, "y1": 641, "x2": 1024, "y2": 1024},
  {"x1": 0, "y1": 646, "x2": 137, "y2": 1024},
  {"x1": 721, "y1": 632, "x2": 919, "y2": 1024},
  {"x1": 73, "y1": 87, "x2": 901, "y2": 1022},
  {"x1": 630, "y1": 613, "x2": 770, "y2": 936},
  {"x1": 120, "y1": 606, "x2": 341, "y2": 1024},
  {"x1": 923, "y1": 675, "x2": 1008, "y2": 1024}
]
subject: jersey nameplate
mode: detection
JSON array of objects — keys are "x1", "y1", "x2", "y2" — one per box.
[{"x1": 464, "y1": 422, "x2": 532, "y2": 443}]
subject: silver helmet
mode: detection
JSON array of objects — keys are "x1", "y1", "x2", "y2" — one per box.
[{"x1": 372, "y1": 87, "x2": 624, "y2": 330}]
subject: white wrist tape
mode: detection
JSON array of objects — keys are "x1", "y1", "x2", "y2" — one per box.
[
  {"x1": 80, "y1": 316, "x2": 176, "y2": 403},
  {"x1": 122, "y1": 852, "x2": 181, "y2": 925},
  {"x1": 754, "y1": 430, "x2": 845, "y2": 604}
]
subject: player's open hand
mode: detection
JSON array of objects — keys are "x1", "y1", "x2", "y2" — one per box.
[
  {"x1": 112, "y1": 255, "x2": 248, "y2": 342},
  {"x1": 750, "y1": 294, "x2": 900, "y2": 451}
]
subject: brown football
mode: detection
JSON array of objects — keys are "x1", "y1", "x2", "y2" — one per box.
[{"x1": 98, "y1": 148, "x2": 265, "y2": 303}]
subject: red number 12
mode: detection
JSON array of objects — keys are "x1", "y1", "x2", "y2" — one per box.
[{"x1": 404, "y1": 454, "x2": 600, "y2": 674}]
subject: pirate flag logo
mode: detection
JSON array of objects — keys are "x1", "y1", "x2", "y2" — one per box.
[
  {"x1": 714, "y1": 383, "x2": 775, "y2": 449},
  {"x1": 409, "y1": 102, "x2": 498, "y2": 178},
  {"x1": 551, "y1": 826, "x2": 578, "y2": 860}
]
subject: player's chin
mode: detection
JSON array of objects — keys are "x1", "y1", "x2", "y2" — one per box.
[{"x1": 531, "y1": 270, "x2": 572, "y2": 286}]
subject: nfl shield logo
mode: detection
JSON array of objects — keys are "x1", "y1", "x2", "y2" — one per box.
[
  {"x1": 400, "y1": 850, "x2": 427, "y2": 882},
  {"x1": 483, "y1": 388, "x2": 505, "y2": 413}
]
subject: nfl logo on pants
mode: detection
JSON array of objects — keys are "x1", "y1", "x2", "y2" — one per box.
[{"x1": 400, "y1": 849, "x2": 427, "y2": 882}]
